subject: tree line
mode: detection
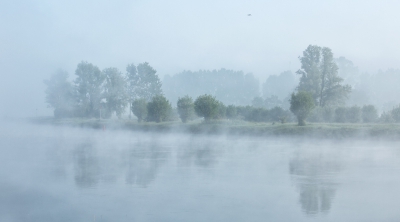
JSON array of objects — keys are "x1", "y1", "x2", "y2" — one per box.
[
  {"x1": 45, "y1": 45, "x2": 400, "y2": 126},
  {"x1": 44, "y1": 61, "x2": 162, "y2": 118}
]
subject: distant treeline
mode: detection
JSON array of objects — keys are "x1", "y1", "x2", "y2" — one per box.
[{"x1": 44, "y1": 44, "x2": 400, "y2": 126}]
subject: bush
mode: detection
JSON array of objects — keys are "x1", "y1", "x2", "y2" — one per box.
[
  {"x1": 334, "y1": 107, "x2": 347, "y2": 123},
  {"x1": 362, "y1": 105, "x2": 378, "y2": 123},
  {"x1": 246, "y1": 108, "x2": 269, "y2": 122},
  {"x1": 226, "y1": 105, "x2": 238, "y2": 119},
  {"x1": 217, "y1": 101, "x2": 226, "y2": 119},
  {"x1": 346, "y1": 106, "x2": 361, "y2": 123},
  {"x1": 131, "y1": 99, "x2": 147, "y2": 123},
  {"x1": 147, "y1": 95, "x2": 172, "y2": 122},
  {"x1": 194, "y1": 94, "x2": 220, "y2": 121},
  {"x1": 392, "y1": 105, "x2": 400, "y2": 122},
  {"x1": 177, "y1": 96, "x2": 195, "y2": 123},
  {"x1": 290, "y1": 91, "x2": 315, "y2": 126},
  {"x1": 380, "y1": 111, "x2": 394, "y2": 123},
  {"x1": 269, "y1": 106, "x2": 288, "y2": 123}
]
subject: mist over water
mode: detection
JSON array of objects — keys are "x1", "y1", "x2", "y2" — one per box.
[{"x1": 1, "y1": 121, "x2": 400, "y2": 221}]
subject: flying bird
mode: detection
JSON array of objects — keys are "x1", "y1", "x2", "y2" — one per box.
[{"x1": 247, "y1": 14, "x2": 252, "y2": 16}]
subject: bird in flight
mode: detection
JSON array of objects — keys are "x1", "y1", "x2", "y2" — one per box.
[{"x1": 248, "y1": 14, "x2": 252, "y2": 16}]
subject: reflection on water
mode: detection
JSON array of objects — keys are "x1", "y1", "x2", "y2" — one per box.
[
  {"x1": 2, "y1": 123, "x2": 400, "y2": 221},
  {"x1": 125, "y1": 140, "x2": 169, "y2": 187},
  {"x1": 74, "y1": 142, "x2": 99, "y2": 188},
  {"x1": 290, "y1": 151, "x2": 341, "y2": 215}
]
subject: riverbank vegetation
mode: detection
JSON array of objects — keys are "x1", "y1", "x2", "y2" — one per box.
[{"x1": 43, "y1": 45, "x2": 400, "y2": 133}]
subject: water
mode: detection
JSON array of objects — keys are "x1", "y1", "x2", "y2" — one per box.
[{"x1": 1, "y1": 122, "x2": 400, "y2": 221}]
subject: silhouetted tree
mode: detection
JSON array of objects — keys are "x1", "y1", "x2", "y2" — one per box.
[
  {"x1": 297, "y1": 45, "x2": 351, "y2": 107},
  {"x1": 177, "y1": 95, "x2": 195, "y2": 123},
  {"x1": 74, "y1": 61, "x2": 105, "y2": 117},
  {"x1": 103, "y1": 67, "x2": 128, "y2": 118},
  {"x1": 131, "y1": 99, "x2": 147, "y2": 122},
  {"x1": 290, "y1": 91, "x2": 315, "y2": 126},
  {"x1": 44, "y1": 70, "x2": 76, "y2": 118},
  {"x1": 194, "y1": 94, "x2": 220, "y2": 121},
  {"x1": 147, "y1": 95, "x2": 172, "y2": 122}
]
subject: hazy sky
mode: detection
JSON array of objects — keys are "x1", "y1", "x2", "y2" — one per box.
[{"x1": 1, "y1": 0, "x2": 400, "y2": 117}]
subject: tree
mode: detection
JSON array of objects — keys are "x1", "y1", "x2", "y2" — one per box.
[
  {"x1": 346, "y1": 106, "x2": 361, "y2": 123},
  {"x1": 194, "y1": 94, "x2": 220, "y2": 121},
  {"x1": 263, "y1": 70, "x2": 297, "y2": 100},
  {"x1": 126, "y1": 62, "x2": 162, "y2": 102},
  {"x1": 131, "y1": 99, "x2": 147, "y2": 123},
  {"x1": 44, "y1": 70, "x2": 76, "y2": 118},
  {"x1": 147, "y1": 95, "x2": 172, "y2": 122},
  {"x1": 226, "y1": 105, "x2": 237, "y2": 119},
  {"x1": 297, "y1": 45, "x2": 351, "y2": 107},
  {"x1": 177, "y1": 96, "x2": 195, "y2": 123},
  {"x1": 103, "y1": 67, "x2": 128, "y2": 118},
  {"x1": 362, "y1": 105, "x2": 378, "y2": 123},
  {"x1": 74, "y1": 61, "x2": 105, "y2": 118},
  {"x1": 290, "y1": 91, "x2": 315, "y2": 126}
]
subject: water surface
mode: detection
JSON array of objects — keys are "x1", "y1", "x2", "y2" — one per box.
[{"x1": 1, "y1": 122, "x2": 400, "y2": 221}]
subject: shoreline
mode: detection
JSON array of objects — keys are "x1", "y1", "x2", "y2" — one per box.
[{"x1": 29, "y1": 117, "x2": 400, "y2": 140}]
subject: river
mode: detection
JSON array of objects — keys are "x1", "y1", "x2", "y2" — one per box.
[{"x1": 1, "y1": 121, "x2": 399, "y2": 221}]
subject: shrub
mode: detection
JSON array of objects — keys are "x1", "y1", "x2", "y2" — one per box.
[
  {"x1": 226, "y1": 105, "x2": 238, "y2": 119},
  {"x1": 131, "y1": 99, "x2": 147, "y2": 123},
  {"x1": 269, "y1": 106, "x2": 287, "y2": 123},
  {"x1": 380, "y1": 111, "x2": 394, "y2": 123},
  {"x1": 194, "y1": 94, "x2": 220, "y2": 121},
  {"x1": 147, "y1": 95, "x2": 172, "y2": 122},
  {"x1": 392, "y1": 105, "x2": 400, "y2": 122},
  {"x1": 290, "y1": 91, "x2": 315, "y2": 126},
  {"x1": 334, "y1": 107, "x2": 347, "y2": 123},
  {"x1": 346, "y1": 106, "x2": 361, "y2": 123},
  {"x1": 362, "y1": 105, "x2": 378, "y2": 123},
  {"x1": 177, "y1": 96, "x2": 195, "y2": 123},
  {"x1": 217, "y1": 101, "x2": 226, "y2": 119}
]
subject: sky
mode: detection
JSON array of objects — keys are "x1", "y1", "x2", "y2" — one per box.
[{"x1": 1, "y1": 0, "x2": 400, "y2": 117}]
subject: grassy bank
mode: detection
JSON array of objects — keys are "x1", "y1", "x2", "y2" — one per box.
[{"x1": 30, "y1": 117, "x2": 400, "y2": 140}]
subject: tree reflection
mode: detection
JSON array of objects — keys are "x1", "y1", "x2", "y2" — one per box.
[
  {"x1": 177, "y1": 138, "x2": 219, "y2": 169},
  {"x1": 125, "y1": 140, "x2": 168, "y2": 187},
  {"x1": 73, "y1": 142, "x2": 99, "y2": 188},
  {"x1": 289, "y1": 153, "x2": 340, "y2": 215}
]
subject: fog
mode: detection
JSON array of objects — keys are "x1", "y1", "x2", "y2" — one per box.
[
  {"x1": 1, "y1": 122, "x2": 400, "y2": 221},
  {"x1": 2, "y1": 0, "x2": 400, "y2": 117}
]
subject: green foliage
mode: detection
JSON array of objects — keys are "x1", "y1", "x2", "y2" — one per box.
[
  {"x1": 217, "y1": 102, "x2": 226, "y2": 119},
  {"x1": 131, "y1": 99, "x2": 147, "y2": 122},
  {"x1": 290, "y1": 91, "x2": 315, "y2": 126},
  {"x1": 126, "y1": 62, "x2": 162, "y2": 102},
  {"x1": 391, "y1": 105, "x2": 400, "y2": 122},
  {"x1": 309, "y1": 106, "x2": 334, "y2": 123},
  {"x1": 177, "y1": 96, "x2": 194, "y2": 123},
  {"x1": 269, "y1": 106, "x2": 288, "y2": 123},
  {"x1": 163, "y1": 69, "x2": 259, "y2": 106},
  {"x1": 44, "y1": 70, "x2": 76, "y2": 118},
  {"x1": 380, "y1": 111, "x2": 394, "y2": 123},
  {"x1": 74, "y1": 61, "x2": 105, "y2": 118},
  {"x1": 226, "y1": 105, "x2": 238, "y2": 119},
  {"x1": 296, "y1": 45, "x2": 351, "y2": 107},
  {"x1": 147, "y1": 95, "x2": 172, "y2": 122},
  {"x1": 194, "y1": 94, "x2": 220, "y2": 121},
  {"x1": 334, "y1": 107, "x2": 347, "y2": 123},
  {"x1": 346, "y1": 106, "x2": 361, "y2": 123},
  {"x1": 262, "y1": 71, "x2": 297, "y2": 101},
  {"x1": 103, "y1": 67, "x2": 128, "y2": 118},
  {"x1": 362, "y1": 105, "x2": 378, "y2": 123}
]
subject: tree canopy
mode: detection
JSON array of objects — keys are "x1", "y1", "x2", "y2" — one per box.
[{"x1": 297, "y1": 45, "x2": 351, "y2": 107}]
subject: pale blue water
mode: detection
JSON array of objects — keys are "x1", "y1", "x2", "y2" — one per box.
[{"x1": 1, "y1": 121, "x2": 400, "y2": 221}]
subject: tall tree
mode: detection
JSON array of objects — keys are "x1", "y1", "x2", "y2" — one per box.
[
  {"x1": 103, "y1": 67, "x2": 128, "y2": 118},
  {"x1": 44, "y1": 70, "x2": 76, "y2": 118},
  {"x1": 296, "y1": 45, "x2": 351, "y2": 107},
  {"x1": 126, "y1": 62, "x2": 162, "y2": 102},
  {"x1": 74, "y1": 61, "x2": 105, "y2": 117}
]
